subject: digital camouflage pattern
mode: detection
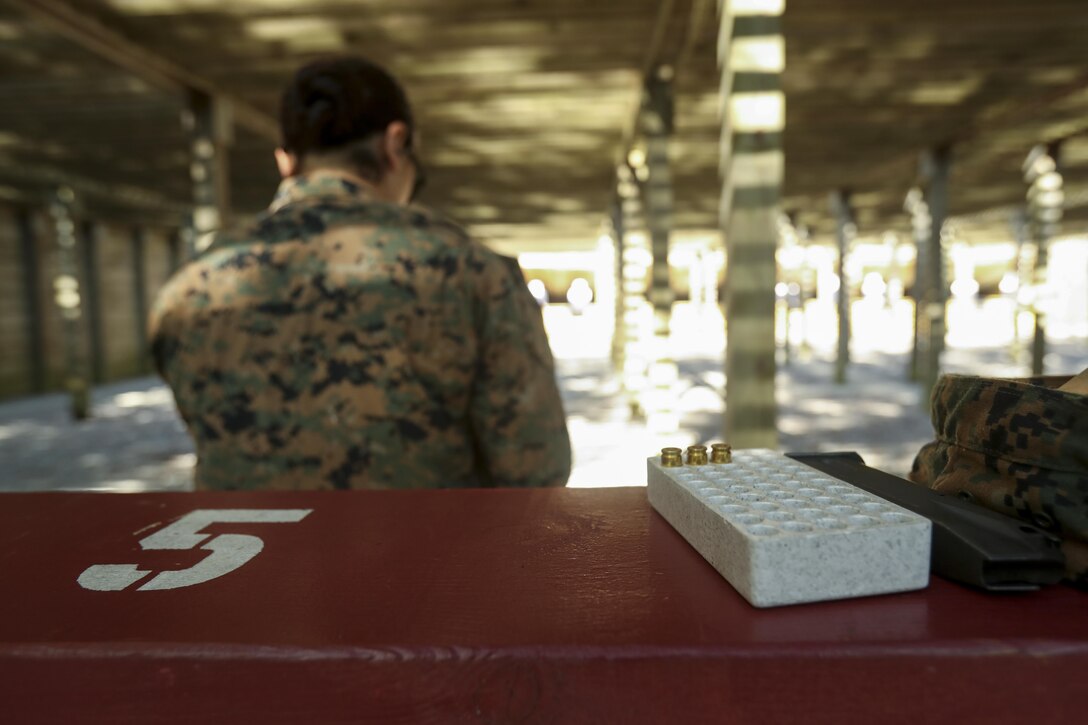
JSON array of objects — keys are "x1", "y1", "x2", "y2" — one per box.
[
  {"x1": 150, "y1": 171, "x2": 571, "y2": 491},
  {"x1": 910, "y1": 374, "x2": 1088, "y2": 587}
]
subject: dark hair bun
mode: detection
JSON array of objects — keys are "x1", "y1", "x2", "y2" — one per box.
[{"x1": 280, "y1": 56, "x2": 413, "y2": 156}]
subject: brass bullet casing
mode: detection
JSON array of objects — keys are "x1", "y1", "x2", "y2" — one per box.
[
  {"x1": 686, "y1": 445, "x2": 709, "y2": 466},
  {"x1": 710, "y1": 443, "x2": 733, "y2": 464},
  {"x1": 660, "y1": 447, "x2": 683, "y2": 467}
]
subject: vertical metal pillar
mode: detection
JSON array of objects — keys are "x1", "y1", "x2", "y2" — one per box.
[
  {"x1": 1023, "y1": 142, "x2": 1063, "y2": 376},
  {"x1": 16, "y1": 209, "x2": 46, "y2": 393},
  {"x1": 183, "y1": 91, "x2": 232, "y2": 257},
  {"x1": 719, "y1": 0, "x2": 785, "y2": 449},
  {"x1": 920, "y1": 146, "x2": 951, "y2": 405},
  {"x1": 641, "y1": 67, "x2": 678, "y2": 432},
  {"x1": 49, "y1": 188, "x2": 90, "y2": 420},
  {"x1": 831, "y1": 190, "x2": 853, "y2": 384}
]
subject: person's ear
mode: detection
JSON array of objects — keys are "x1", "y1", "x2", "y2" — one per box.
[
  {"x1": 381, "y1": 121, "x2": 411, "y2": 170},
  {"x1": 274, "y1": 148, "x2": 299, "y2": 178}
]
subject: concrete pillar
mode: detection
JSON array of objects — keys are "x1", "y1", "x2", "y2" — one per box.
[
  {"x1": 640, "y1": 68, "x2": 679, "y2": 433},
  {"x1": 183, "y1": 91, "x2": 232, "y2": 257},
  {"x1": 831, "y1": 190, "x2": 853, "y2": 384},
  {"x1": 1023, "y1": 143, "x2": 1063, "y2": 376},
  {"x1": 48, "y1": 188, "x2": 90, "y2": 420},
  {"x1": 719, "y1": 0, "x2": 786, "y2": 449}
]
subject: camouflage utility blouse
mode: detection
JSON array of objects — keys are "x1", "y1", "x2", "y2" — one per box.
[
  {"x1": 151, "y1": 171, "x2": 571, "y2": 491},
  {"x1": 911, "y1": 374, "x2": 1088, "y2": 587}
]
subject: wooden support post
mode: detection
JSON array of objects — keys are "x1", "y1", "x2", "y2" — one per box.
[
  {"x1": 78, "y1": 220, "x2": 104, "y2": 385},
  {"x1": 719, "y1": 0, "x2": 785, "y2": 449},
  {"x1": 831, "y1": 190, "x2": 853, "y2": 384},
  {"x1": 16, "y1": 209, "x2": 46, "y2": 393},
  {"x1": 610, "y1": 198, "x2": 627, "y2": 374},
  {"x1": 775, "y1": 213, "x2": 802, "y2": 368},
  {"x1": 168, "y1": 225, "x2": 184, "y2": 273},
  {"x1": 643, "y1": 70, "x2": 675, "y2": 342},
  {"x1": 49, "y1": 188, "x2": 90, "y2": 420},
  {"x1": 1011, "y1": 208, "x2": 1030, "y2": 363},
  {"x1": 183, "y1": 91, "x2": 232, "y2": 258},
  {"x1": 618, "y1": 184, "x2": 649, "y2": 417},
  {"x1": 131, "y1": 227, "x2": 150, "y2": 373},
  {"x1": 905, "y1": 187, "x2": 930, "y2": 383},
  {"x1": 641, "y1": 68, "x2": 679, "y2": 433},
  {"x1": 1023, "y1": 143, "x2": 1063, "y2": 376},
  {"x1": 919, "y1": 147, "x2": 951, "y2": 407}
]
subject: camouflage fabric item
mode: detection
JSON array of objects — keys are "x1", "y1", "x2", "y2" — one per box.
[
  {"x1": 150, "y1": 171, "x2": 571, "y2": 491},
  {"x1": 910, "y1": 374, "x2": 1088, "y2": 587}
]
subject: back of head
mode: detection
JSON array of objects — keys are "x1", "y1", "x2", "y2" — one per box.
[{"x1": 279, "y1": 56, "x2": 415, "y2": 181}]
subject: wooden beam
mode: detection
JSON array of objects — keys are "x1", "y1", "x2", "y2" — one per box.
[
  {"x1": 615, "y1": 0, "x2": 703, "y2": 170},
  {"x1": 842, "y1": 69, "x2": 1088, "y2": 205},
  {"x1": 0, "y1": 156, "x2": 188, "y2": 217},
  {"x1": 6, "y1": 0, "x2": 278, "y2": 142}
]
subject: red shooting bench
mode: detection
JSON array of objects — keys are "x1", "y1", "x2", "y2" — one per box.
[{"x1": 1, "y1": 487, "x2": 1084, "y2": 723}]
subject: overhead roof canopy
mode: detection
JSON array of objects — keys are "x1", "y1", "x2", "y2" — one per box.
[{"x1": 1, "y1": 0, "x2": 1086, "y2": 250}]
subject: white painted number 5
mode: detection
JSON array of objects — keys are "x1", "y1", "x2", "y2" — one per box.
[{"x1": 77, "y1": 509, "x2": 312, "y2": 592}]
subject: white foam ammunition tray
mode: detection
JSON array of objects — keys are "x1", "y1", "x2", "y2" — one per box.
[{"x1": 647, "y1": 449, "x2": 932, "y2": 607}]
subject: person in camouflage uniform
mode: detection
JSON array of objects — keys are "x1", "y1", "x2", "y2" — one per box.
[
  {"x1": 910, "y1": 371, "x2": 1088, "y2": 587},
  {"x1": 150, "y1": 56, "x2": 571, "y2": 490}
]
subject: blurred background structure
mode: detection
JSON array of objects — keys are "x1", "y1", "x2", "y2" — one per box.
[{"x1": 0, "y1": 0, "x2": 1086, "y2": 491}]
